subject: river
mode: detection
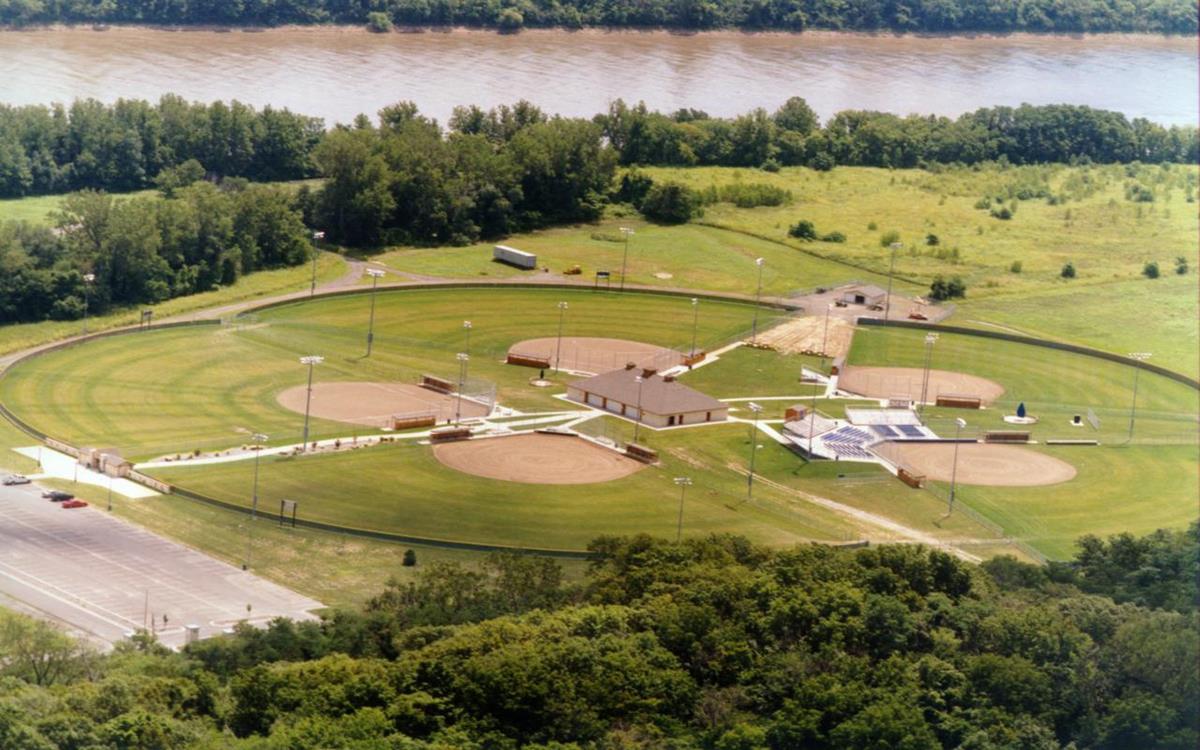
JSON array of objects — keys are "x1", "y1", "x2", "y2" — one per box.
[{"x1": 2, "y1": 26, "x2": 1195, "y2": 126}]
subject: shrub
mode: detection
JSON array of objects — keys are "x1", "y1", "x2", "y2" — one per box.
[
  {"x1": 1061, "y1": 262, "x2": 1076, "y2": 279},
  {"x1": 403, "y1": 549, "x2": 417, "y2": 566},
  {"x1": 788, "y1": 220, "x2": 817, "y2": 240},
  {"x1": 760, "y1": 157, "x2": 781, "y2": 173},
  {"x1": 717, "y1": 183, "x2": 791, "y2": 208},
  {"x1": 497, "y1": 7, "x2": 524, "y2": 31},
  {"x1": 1176, "y1": 256, "x2": 1189, "y2": 275},
  {"x1": 366, "y1": 11, "x2": 392, "y2": 31},
  {"x1": 974, "y1": 197, "x2": 991, "y2": 210},
  {"x1": 880, "y1": 230, "x2": 900, "y2": 248},
  {"x1": 925, "y1": 233, "x2": 939, "y2": 246},
  {"x1": 1143, "y1": 261, "x2": 1160, "y2": 279},
  {"x1": 810, "y1": 152, "x2": 835, "y2": 172},
  {"x1": 615, "y1": 170, "x2": 654, "y2": 207},
  {"x1": 820, "y1": 231, "x2": 846, "y2": 243},
  {"x1": 929, "y1": 275, "x2": 967, "y2": 301},
  {"x1": 990, "y1": 206, "x2": 1013, "y2": 220},
  {"x1": 640, "y1": 182, "x2": 703, "y2": 224},
  {"x1": 1010, "y1": 260, "x2": 1022, "y2": 274},
  {"x1": 867, "y1": 221, "x2": 878, "y2": 231}
]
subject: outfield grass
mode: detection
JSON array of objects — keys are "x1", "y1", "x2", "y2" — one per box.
[
  {"x1": 0, "y1": 252, "x2": 347, "y2": 358},
  {"x1": 0, "y1": 287, "x2": 782, "y2": 459},
  {"x1": 678, "y1": 347, "x2": 826, "y2": 399}
]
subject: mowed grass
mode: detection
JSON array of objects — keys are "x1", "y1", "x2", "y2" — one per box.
[
  {"x1": 678, "y1": 346, "x2": 826, "y2": 400},
  {"x1": 371, "y1": 220, "x2": 916, "y2": 299},
  {"x1": 0, "y1": 287, "x2": 781, "y2": 459},
  {"x1": 0, "y1": 252, "x2": 347, "y2": 358},
  {"x1": 846, "y1": 326, "x2": 1199, "y2": 555},
  {"x1": 150, "y1": 422, "x2": 859, "y2": 551}
]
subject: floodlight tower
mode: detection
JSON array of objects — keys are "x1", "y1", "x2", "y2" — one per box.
[
  {"x1": 299, "y1": 355, "x2": 324, "y2": 450},
  {"x1": 689, "y1": 298, "x2": 700, "y2": 360},
  {"x1": 749, "y1": 258, "x2": 766, "y2": 344},
  {"x1": 455, "y1": 353, "x2": 470, "y2": 424},
  {"x1": 250, "y1": 433, "x2": 268, "y2": 520},
  {"x1": 633, "y1": 375, "x2": 646, "y2": 444},
  {"x1": 948, "y1": 417, "x2": 967, "y2": 515},
  {"x1": 309, "y1": 231, "x2": 325, "y2": 295},
  {"x1": 364, "y1": 268, "x2": 386, "y2": 356},
  {"x1": 884, "y1": 241, "x2": 902, "y2": 321},
  {"x1": 1126, "y1": 352, "x2": 1152, "y2": 443},
  {"x1": 746, "y1": 402, "x2": 764, "y2": 500},
  {"x1": 463, "y1": 320, "x2": 473, "y2": 357},
  {"x1": 919, "y1": 333, "x2": 939, "y2": 420},
  {"x1": 673, "y1": 476, "x2": 692, "y2": 542},
  {"x1": 554, "y1": 302, "x2": 569, "y2": 373},
  {"x1": 619, "y1": 227, "x2": 635, "y2": 291},
  {"x1": 81, "y1": 273, "x2": 95, "y2": 334}
]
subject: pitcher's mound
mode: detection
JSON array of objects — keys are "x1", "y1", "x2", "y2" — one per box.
[
  {"x1": 433, "y1": 433, "x2": 645, "y2": 484},
  {"x1": 277, "y1": 382, "x2": 488, "y2": 427},
  {"x1": 508, "y1": 337, "x2": 680, "y2": 374},
  {"x1": 881, "y1": 442, "x2": 1076, "y2": 486},
  {"x1": 840, "y1": 366, "x2": 1004, "y2": 405}
]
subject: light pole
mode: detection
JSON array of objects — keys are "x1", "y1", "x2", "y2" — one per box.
[
  {"x1": 749, "y1": 258, "x2": 765, "y2": 344},
  {"x1": 554, "y1": 301, "x2": 569, "y2": 373},
  {"x1": 820, "y1": 303, "x2": 833, "y2": 372},
  {"x1": 455, "y1": 353, "x2": 470, "y2": 424},
  {"x1": 239, "y1": 524, "x2": 250, "y2": 571},
  {"x1": 106, "y1": 474, "x2": 113, "y2": 512},
  {"x1": 633, "y1": 375, "x2": 646, "y2": 444},
  {"x1": 746, "y1": 402, "x2": 763, "y2": 500},
  {"x1": 673, "y1": 476, "x2": 692, "y2": 542},
  {"x1": 364, "y1": 268, "x2": 385, "y2": 356},
  {"x1": 299, "y1": 355, "x2": 324, "y2": 450},
  {"x1": 463, "y1": 320, "x2": 473, "y2": 357},
  {"x1": 1126, "y1": 352, "x2": 1152, "y2": 443},
  {"x1": 689, "y1": 298, "x2": 700, "y2": 359},
  {"x1": 919, "y1": 333, "x2": 938, "y2": 420},
  {"x1": 81, "y1": 273, "x2": 95, "y2": 334},
  {"x1": 948, "y1": 417, "x2": 967, "y2": 515},
  {"x1": 250, "y1": 432, "x2": 268, "y2": 520},
  {"x1": 807, "y1": 404, "x2": 818, "y2": 459},
  {"x1": 309, "y1": 231, "x2": 325, "y2": 296},
  {"x1": 884, "y1": 241, "x2": 902, "y2": 321},
  {"x1": 619, "y1": 227, "x2": 634, "y2": 292}
]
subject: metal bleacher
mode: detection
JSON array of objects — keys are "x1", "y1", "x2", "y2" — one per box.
[
  {"x1": 871, "y1": 425, "x2": 899, "y2": 438},
  {"x1": 898, "y1": 424, "x2": 925, "y2": 438}
]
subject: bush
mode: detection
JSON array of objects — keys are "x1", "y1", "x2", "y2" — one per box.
[
  {"x1": 760, "y1": 157, "x2": 781, "y2": 173},
  {"x1": 880, "y1": 230, "x2": 900, "y2": 248},
  {"x1": 615, "y1": 170, "x2": 654, "y2": 207},
  {"x1": 974, "y1": 197, "x2": 991, "y2": 209},
  {"x1": 640, "y1": 182, "x2": 703, "y2": 224},
  {"x1": 497, "y1": 7, "x2": 523, "y2": 31},
  {"x1": 1176, "y1": 256, "x2": 1189, "y2": 275},
  {"x1": 788, "y1": 220, "x2": 817, "y2": 240},
  {"x1": 1061, "y1": 261, "x2": 1077, "y2": 279},
  {"x1": 403, "y1": 549, "x2": 417, "y2": 566},
  {"x1": 990, "y1": 206, "x2": 1014, "y2": 220},
  {"x1": 925, "y1": 233, "x2": 939, "y2": 246},
  {"x1": 1010, "y1": 260, "x2": 1022, "y2": 274},
  {"x1": 867, "y1": 221, "x2": 878, "y2": 231},
  {"x1": 820, "y1": 231, "x2": 846, "y2": 243},
  {"x1": 929, "y1": 275, "x2": 966, "y2": 301},
  {"x1": 809, "y1": 152, "x2": 835, "y2": 172},
  {"x1": 716, "y1": 183, "x2": 791, "y2": 208},
  {"x1": 366, "y1": 11, "x2": 392, "y2": 31},
  {"x1": 1143, "y1": 261, "x2": 1160, "y2": 279}
]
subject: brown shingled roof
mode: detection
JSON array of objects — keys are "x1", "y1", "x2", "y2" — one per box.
[{"x1": 570, "y1": 368, "x2": 726, "y2": 415}]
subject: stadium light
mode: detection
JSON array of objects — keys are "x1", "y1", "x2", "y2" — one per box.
[
  {"x1": 884, "y1": 241, "x2": 902, "y2": 321},
  {"x1": 299, "y1": 355, "x2": 324, "y2": 450},
  {"x1": 554, "y1": 302, "x2": 569, "y2": 373},
  {"x1": 81, "y1": 272, "x2": 95, "y2": 335},
  {"x1": 820, "y1": 302, "x2": 833, "y2": 373},
  {"x1": 309, "y1": 230, "x2": 325, "y2": 296},
  {"x1": 250, "y1": 433, "x2": 268, "y2": 521},
  {"x1": 1126, "y1": 352, "x2": 1152, "y2": 443},
  {"x1": 619, "y1": 227, "x2": 635, "y2": 292},
  {"x1": 919, "y1": 333, "x2": 939, "y2": 421},
  {"x1": 633, "y1": 375, "x2": 646, "y2": 444},
  {"x1": 364, "y1": 268, "x2": 386, "y2": 357},
  {"x1": 673, "y1": 476, "x2": 692, "y2": 542},
  {"x1": 455, "y1": 353, "x2": 470, "y2": 424},
  {"x1": 948, "y1": 417, "x2": 967, "y2": 515},
  {"x1": 463, "y1": 320, "x2": 473, "y2": 357},
  {"x1": 689, "y1": 298, "x2": 700, "y2": 359},
  {"x1": 746, "y1": 402, "x2": 764, "y2": 500},
  {"x1": 750, "y1": 258, "x2": 766, "y2": 345}
]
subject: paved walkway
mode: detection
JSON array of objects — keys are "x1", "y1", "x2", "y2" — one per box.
[{"x1": 15, "y1": 447, "x2": 158, "y2": 499}]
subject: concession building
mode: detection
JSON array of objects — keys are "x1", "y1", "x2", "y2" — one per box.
[{"x1": 567, "y1": 364, "x2": 728, "y2": 427}]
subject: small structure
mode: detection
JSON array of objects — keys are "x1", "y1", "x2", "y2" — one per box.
[
  {"x1": 79, "y1": 447, "x2": 131, "y2": 477},
  {"x1": 493, "y1": 244, "x2": 537, "y2": 269},
  {"x1": 568, "y1": 364, "x2": 728, "y2": 427},
  {"x1": 840, "y1": 284, "x2": 887, "y2": 307}
]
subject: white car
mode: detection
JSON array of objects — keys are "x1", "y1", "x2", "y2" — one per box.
[{"x1": 3, "y1": 475, "x2": 30, "y2": 485}]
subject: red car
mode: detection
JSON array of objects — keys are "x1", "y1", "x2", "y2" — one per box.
[{"x1": 61, "y1": 500, "x2": 88, "y2": 509}]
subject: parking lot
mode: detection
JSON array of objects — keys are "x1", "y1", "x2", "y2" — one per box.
[{"x1": 0, "y1": 483, "x2": 322, "y2": 649}]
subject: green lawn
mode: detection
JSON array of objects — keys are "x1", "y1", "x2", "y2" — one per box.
[
  {"x1": 0, "y1": 287, "x2": 781, "y2": 459},
  {"x1": 678, "y1": 346, "x2": 826, "y2": 400}
]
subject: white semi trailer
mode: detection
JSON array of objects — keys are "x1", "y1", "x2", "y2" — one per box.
[{"x1": 493, "y1": 245, "x2": 537, "y2": 269}]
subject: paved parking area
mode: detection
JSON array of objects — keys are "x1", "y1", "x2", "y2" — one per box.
[{"x1": 0, "y1": 484, "x2": 322, "y2": 649}]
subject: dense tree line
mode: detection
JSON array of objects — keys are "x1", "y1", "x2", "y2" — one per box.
[
  {"x1": 0, "y1": 96, "x2": 321, "y2": 198},
  {"x1": 0, "y1": 525, "x2": 1195, "y2": 748},
  {"x1": 305, "y1": 102, "x2": 615, "y2": 246},
  {"x1": 0, "y1": 0, "x2": 1194, "y2": 33},
  {"x1": 598, "y1": 98, "x2": 1200, "y2": 171},
  {"x1": 0, "y1": 182, "x2": 310, "y2": 323}
]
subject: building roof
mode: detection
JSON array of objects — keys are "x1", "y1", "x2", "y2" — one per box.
[
  {"x1": 570, "y1": 367, "x2": 726, "y2": 415},
  {"x1": 844, "y1": 284, "x2": 888, "y2": 298}
]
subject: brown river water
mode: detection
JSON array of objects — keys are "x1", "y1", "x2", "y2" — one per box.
[{"x1": 1, "y1": 26, "x2": 1195, "y2": 126}]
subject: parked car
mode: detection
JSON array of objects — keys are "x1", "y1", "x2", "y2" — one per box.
[
  {"x1": 61, "y1": 500, "x2": 88, "y2": 509},
  {"x1": 2, "y1": 474, "x2": 30, "y2": 485},
  {"x1": 42, "y1": 490, "x2": 74, "y2": 502}
]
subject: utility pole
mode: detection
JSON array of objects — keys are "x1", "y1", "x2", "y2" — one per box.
[
  {"x1": 364, "y1": 268, "x2": 385, "y2": 356},
  {"x1": 673, "y1": 477, "x2": 692, "y2": 542},
  {"x1": 884, "y1": 241, "x2": 902, "y2": 321},
  {"x1": 1126, "y1": 352, "x2": 1152, "y2": 443},
  {"x1": 299, "y1": 355, "x2": 324, "y2": 450},
  {"x1": 310, "y1": 230, "x2": 325, "y2": 296},
  {"x1": 948, "y1": 418, "x2": 966, "y2": 515},
  {"x1": 554, "y1": 301, "x2": 569, "y2": 373},
  {"x1": 746, "y1": 402, "x2": 763, "y2": 500},
  {"x1": 619, "y1": 227, "x2": 634, "y2": 291}
]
